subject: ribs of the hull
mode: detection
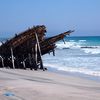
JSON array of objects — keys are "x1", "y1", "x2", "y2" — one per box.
[{"x1": 0, "y1": 25, "x2": 74, "y2": 70}]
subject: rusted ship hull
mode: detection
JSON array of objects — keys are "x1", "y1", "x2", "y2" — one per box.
[{"x1": 0, "y1": 25, "x2": 74, "y2": 70}]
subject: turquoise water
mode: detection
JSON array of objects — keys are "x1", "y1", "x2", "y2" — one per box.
[
  {"x1": 66, "y1": 36, "x2": 100, "y2": 46},
  {"x1": 43, "y1": 36, "x2": 100, "y2": 77}
]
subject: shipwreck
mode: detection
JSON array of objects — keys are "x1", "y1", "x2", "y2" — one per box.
[{"x1": 0, "y1": 25, "x2": 74, "y2": 70}]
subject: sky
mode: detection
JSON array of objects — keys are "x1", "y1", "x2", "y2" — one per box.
[{"x1": 0, "y1": 0, "x2": 100, "y2": 37}]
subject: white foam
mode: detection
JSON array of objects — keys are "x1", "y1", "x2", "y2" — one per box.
[
  {"x1": 44, "y1": 63, "x2": 100, "y2": 77},
  {"x1": 58, "y1": 67, "x2": 100, "y2": 76},
  {"x1": 56, "y1": 41, "x2": 100, "y2": 55},
  {"x1": 82, "y1": 48, "x2": 100, "y2": 54},
  {"x1": 56, "y1": 41, "x2": 81, "y2": 49},
  {"x1": 0, "y1": 42, "x2": 2, "y2": 46}
]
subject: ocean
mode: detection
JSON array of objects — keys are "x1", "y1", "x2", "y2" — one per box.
[
  {"x1": 0, "y1": 36, "x2": 100, "y2": 79},
  {"x1": 42, "y1": 36, "x2": 100, "y2": 79}
]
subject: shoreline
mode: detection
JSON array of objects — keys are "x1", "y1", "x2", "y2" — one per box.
[
  {"x1": 47, "y1": 67, "x2": 100, "y2": 82},
  {"x1": 1, "y1": 66, "x2": 100, "y2": 82},
  {"x1": 0, "y1": 68, "x2": 100, "y2": 100}
]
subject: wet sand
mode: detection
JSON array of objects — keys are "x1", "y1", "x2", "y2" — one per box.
[{"x1": 0, "y1": 68, "x2": 100, "y2": 100}]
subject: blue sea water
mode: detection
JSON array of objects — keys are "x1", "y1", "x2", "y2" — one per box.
[
  {"x1": 0, "y1": 36, "x2": 100, "y2": 78},
  {"x1": 43, "y1": 36, "x2": 100, "y2": 78}
]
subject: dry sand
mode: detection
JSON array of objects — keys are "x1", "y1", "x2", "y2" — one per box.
[{"x1": 0, "y1": 68, "x2": 100, "y2": 100}]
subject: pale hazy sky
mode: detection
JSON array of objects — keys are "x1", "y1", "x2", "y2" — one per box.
[{"x1": 0, "y1": 0, "x2": 100, "y2": 37}]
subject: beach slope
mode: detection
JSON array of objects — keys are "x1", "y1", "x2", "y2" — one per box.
[{"x1": 0, "y1": 68, "x2": 100, "y2": 100}]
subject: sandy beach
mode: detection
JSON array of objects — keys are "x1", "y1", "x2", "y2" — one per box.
[{"x1": 0, "y1": 68, "x2": 100, "y2": 100}]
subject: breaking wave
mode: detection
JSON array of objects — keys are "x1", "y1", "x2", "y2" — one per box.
[
  {"x1": 44, "y1": 63, "x2": 100, "y2": 77},
  {"x1": 43, "y1": 36, "x2": 100, "y2": 78},
  {"x1": 82, "y1": 48, "x2": 100, "y2": 54},
  {"x1": 56, "y1": 40, "x2": 100, "y2": 54},
  {"x1": 56, "y1": 41, "x2": 81, "y2": 49}
]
